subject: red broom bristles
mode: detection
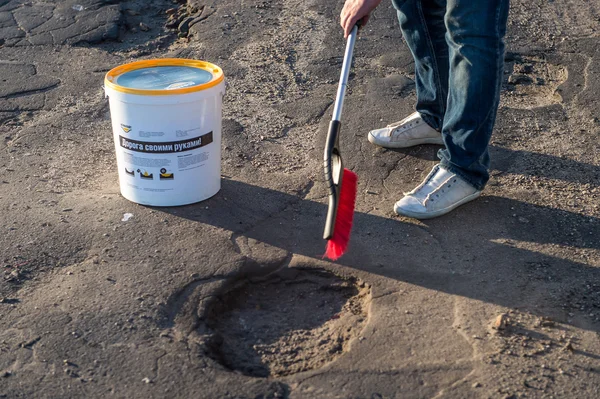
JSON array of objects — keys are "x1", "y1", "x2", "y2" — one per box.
[{"x1": 324, "y1": 168, "x2": 358, "y2": 261}]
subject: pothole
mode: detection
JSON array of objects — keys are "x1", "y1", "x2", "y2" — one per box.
[
  {"x1": 205, "y1": 268, "x2": 371, "y2": 378},
  {"x1": 501, "y1": 55, "x2": 568, "y2": 109}
]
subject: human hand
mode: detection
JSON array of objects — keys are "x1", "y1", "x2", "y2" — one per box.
[{"x1": 340, "y1": 0, "x2": 382, "y2": 38}]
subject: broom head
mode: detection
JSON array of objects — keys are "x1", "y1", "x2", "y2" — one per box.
[{"x1": 324, "y1": 168, "x2": 358, "y2": 260}]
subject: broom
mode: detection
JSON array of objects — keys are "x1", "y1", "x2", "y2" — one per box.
[{"x1": 323, "y1": 25, "x2": 359, "y2": 261}]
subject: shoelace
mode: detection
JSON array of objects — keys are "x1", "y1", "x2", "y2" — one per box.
[
  {"x1": 404, "y1": 165, "x2": 441, "y2": 196},
  {"x1": 390, "y1": 120, "x2": 420, "y2": 135},
  {"x1": 424, "y1": 175, "x2": 459, "y2": 206},
  {"x1": 386, "y1": 116, "x2": 421, "y2": 137},
  {"x1": 386, "y1": 116, "x2": 413, "y2": 129}
]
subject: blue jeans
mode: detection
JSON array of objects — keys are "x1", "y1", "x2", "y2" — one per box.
[{"x1": 391, "y1": 0, "x2": 509, "y2": 190}]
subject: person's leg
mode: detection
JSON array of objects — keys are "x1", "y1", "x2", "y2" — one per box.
[
  {"x1": 367, "y1": 0, "x2": 449, "y2": 149},
  {"x1": 394, "y1": 0, "x2": 510, "y2": 219},
  {"x1": 438, "y1": 0, "x2": 510, "y2": 190},
  {"x1": 392, "y1": 0, "x2": 449, "y2": 131}
]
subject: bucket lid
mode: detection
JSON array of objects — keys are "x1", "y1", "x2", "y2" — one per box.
[{"x1": 105, "y1": 59, "x2": 224, "y2": 96}]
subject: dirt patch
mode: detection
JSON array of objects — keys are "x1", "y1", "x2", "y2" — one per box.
[
  {"x1": 205, "y1": 268, "x2": 371, "y2": 378},
  {"x1": 482, "y1": 309, "x2": 597, "y2": 397},
  {"x1": 502, "y1": 55, "x2": 568, "y2": 109}
]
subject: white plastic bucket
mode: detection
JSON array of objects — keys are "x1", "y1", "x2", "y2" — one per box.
[{"x1": 104, "y1": 59, "x2": 225, "y2": 206}]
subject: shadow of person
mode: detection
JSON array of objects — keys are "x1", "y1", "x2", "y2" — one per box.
[
  {"x1": 158, "y1": 178, "x2": 600, "y2": 333},
  {"x1": 490, "y1": 145, "x2": 600, "y2": 187},
  {"x1": 363, "y1": 144, "x2": 600, "y2": 188}
]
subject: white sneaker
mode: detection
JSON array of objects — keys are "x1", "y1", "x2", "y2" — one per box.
[
  {"x1": 394, "y1": 165, "x2": 481, "y2": 219},
  {"x1": 368, "y1": 112, "x2": 443, "y2": 148}
]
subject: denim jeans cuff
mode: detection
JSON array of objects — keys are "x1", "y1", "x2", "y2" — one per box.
[
  {"x1": 438, "y1": 161, "x2": 485, "y2": 191},
  {"x1": 419, "y1": 112, "x2": 442, "y2": 132}
]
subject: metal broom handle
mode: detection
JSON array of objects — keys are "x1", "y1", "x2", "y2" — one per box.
[{"x1": 332, "y1": 25, "x2": 358, "y2": 122}]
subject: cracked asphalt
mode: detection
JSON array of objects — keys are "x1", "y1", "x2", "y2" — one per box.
[{"x1": 1, "y1": 0, "x2": 599, "y2": 398}]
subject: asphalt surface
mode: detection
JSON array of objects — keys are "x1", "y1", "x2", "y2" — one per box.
[{"x1": 1, "y1": 0, "x2": 599, "y2": 398}]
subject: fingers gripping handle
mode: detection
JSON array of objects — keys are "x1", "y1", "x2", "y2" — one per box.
[{"x1": 323, "y1": 120, "x2": 342, "y2": 240}]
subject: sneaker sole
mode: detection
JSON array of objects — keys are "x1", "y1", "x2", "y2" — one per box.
[
  {"x1": 394, "y1": 191, "x2": 482, "y2": 219},
  {"x1": 368, "y1": 133, "x2": 444, "y2": 148}
]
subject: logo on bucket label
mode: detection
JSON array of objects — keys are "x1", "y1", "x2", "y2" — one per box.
[
  {"x1": 121, "y1": 124, "x2": 132, "y2": 133},
  {"x1": 160, "y1": 168, "x2": 174, "y2": 180},
  {"x1": 137, "y1": 169, "x2": 153, "y2": 179}
]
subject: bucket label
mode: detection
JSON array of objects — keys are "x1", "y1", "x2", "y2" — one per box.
[{"x1": 119, "y1": 132, "x2": 213, "y2": 154}]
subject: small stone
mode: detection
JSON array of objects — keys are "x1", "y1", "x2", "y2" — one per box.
[
  {"x1": 508, "y1": 74, "x2": 533, "y2": 85},
  {"x1": 563, "y1": 342, "x2": 574, "y2": 352},
  {"x1": 139, "y1": 22, "x2": 150, "y2": 32},
  {"x1": 166, "y1": 15, "x2": 180, "y2": 29},
  {"x1": 142, "y1": 377, "x2": 152, "y2": 384},
  {"x1": 516, "y1": 64, "x2": 534, "y2": 74},
  {"x1": 62, "y1": 208, "x2": 73, "y2": 212},
  {"x1": 493, "y1": 313, "x2": 509, "y2": 330},
  {"x1": 472, "y1": 382, "x2": 482, "y2": 388},
  {"x1": 540, "y1": 318, "x2": 555, "y2": 327},
  {"x1": 178, "y1": 16, "x2": 194, "y2": 34}
]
